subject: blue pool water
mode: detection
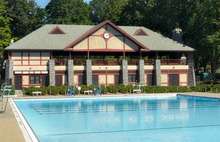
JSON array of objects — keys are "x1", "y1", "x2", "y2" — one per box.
[{"x1": 15, "y1": 95, "x2": 220, "y2": 142}]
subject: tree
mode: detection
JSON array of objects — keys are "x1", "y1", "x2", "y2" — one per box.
[
  {"x1": 90, "y1": 0, "x2": 128, "y2": 23},
  {"x1": 7, "y1": 0, "x2": 45, "y2": 38},
  {"x1": 46, "y1": 0, "x2": 91, "y2": 24},
  {"x1": 0, "y1": 0, "x2": 11, "y2": 49}
]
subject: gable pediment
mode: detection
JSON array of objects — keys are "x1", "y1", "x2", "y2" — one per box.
[{"x1": 65, "y1": 21, "x2": 149, "y2": 52}]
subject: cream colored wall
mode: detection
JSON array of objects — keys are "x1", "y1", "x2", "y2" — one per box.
[
  {"x1": 98, "y1": 74, "x2": 115, "y2": 85},
  {"x1": 55, "y1": 66, "x2": 66, "y2": 71},
  {"x1": 180, "y1": 73, "x2": 188, "y2": 86},
  {"x1": 22, "y1": 75, "x2": 29, "y2": 86},
  {"x1": 73, "y1": 38, "x2": 88, "y2": 50},
  {"x1": 107, "y1": 75, "x2": 114, "y2": 84},
  {"x1": 99, "y1": 75, "x2": 106, "y2": 85},
  {"x1": 92, "y1": 27, "x2": 106, "y2": 35},
  {"x1": 108, "y1": 36, "x2": 123, "y2": 50},
  {"x1": 161, "y1": 74, "x2": 168, "y2": 86},
  {"x1": 73, "y1": 75, "x2": 78, "y2": 85},
  {"x1": 92, "y1": 65, "x2": 120, "y2": 71},
  {"x1": 13, "y1": 66, "x2": 47, "y2": 71},
  {"x1": 89, "y1": 36, "x2": 105, "y2": 49},
  {"x1": 161, "y1": 65, "x2": 189, "y2": 70}
]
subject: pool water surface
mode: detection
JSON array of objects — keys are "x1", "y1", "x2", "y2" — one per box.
[{"x1": 15, "y1": 95, "x2": 220, "y2": 142}]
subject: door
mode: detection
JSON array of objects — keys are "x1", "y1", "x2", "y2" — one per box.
[
  {"x1": 147, "y1": 74, "x2": 154, "y2": 86},
  {"x1": 168, "y1": 74, "x2": 179, "y2": 86},
  {"x1": 15, "y1": 75, "x2": 22, "y2": 90},
  {"x1": 55, "y1": 75, "x2": 63, "y2": 86}
]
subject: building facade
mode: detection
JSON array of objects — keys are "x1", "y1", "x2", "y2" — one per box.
[{"x1": 5, "y1": 21, "x2": 196, "y2": 89}]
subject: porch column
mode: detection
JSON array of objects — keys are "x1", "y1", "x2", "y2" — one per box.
[
  {"x1": 138, "y1": 59, "x2": 145, "y2": 84},
  {"x1": 155, "y1": 59, "x2": 161, "y2": 86},
  {"x1": 5, "y1": 59, "x2": 13, "y2": 85},
  {"x1": 49, "y1": 59, "x2": 55, "y2": 86},
  {"x1": 86, "y1": 59, "x2": 92, "y2": 85},
  {"x1": 122, "y1": 59, "x2": 128, "y2": 85},
  {"x1": 187, "y1": 53, "x2": 196, "y2": 86},
  {"x1": 67, "y1": 59, "x2": 73, "y2": 86}
]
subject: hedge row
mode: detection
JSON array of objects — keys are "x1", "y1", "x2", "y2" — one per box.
[{"x1": 23, "y1": 84, "x2": 220, "y2": 96}]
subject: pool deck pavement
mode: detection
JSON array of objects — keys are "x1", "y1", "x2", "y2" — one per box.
[{"x1": 1, "y1": 92, "x2": 220, "y2": 142}]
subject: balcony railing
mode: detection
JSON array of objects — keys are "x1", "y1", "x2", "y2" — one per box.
[
  {"x1": 92, "y1": 59, "x2": 121, "y2": 65},
  {"x1": 74, "y1": 59, "x2": 86, "y2": 65},
  {"x1": 55, "y1": 59, "x2": 66, "y2": 65},
  {"x1": 53, "y1": 59, "x2": 185, "y2": 66},
  {"x1": 161, "y1": 59, "x2": 184, "y2": 65},
  {"x1": 144, "y1": 59, "x2": 154, "y2": 65}
]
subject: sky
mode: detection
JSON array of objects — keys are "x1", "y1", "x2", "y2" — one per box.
[{"x1": 36, "y1": 0, "x2": 92, "y2": 8}]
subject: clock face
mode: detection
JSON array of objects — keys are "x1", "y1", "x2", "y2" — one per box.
[{"x1": 103, "y1": 33, "x2": 110, "y2": 39}]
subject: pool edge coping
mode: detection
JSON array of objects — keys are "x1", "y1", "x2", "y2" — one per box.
[{"x1": 10, "y1": 98, "x2": 39, "y2": 142}]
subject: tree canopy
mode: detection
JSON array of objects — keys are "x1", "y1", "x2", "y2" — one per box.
[
  {"x1": 46, "y1": 0, "x2": 91, "y2": 24},
  {"x1": 7, "y1": 0, "x2": 45, "y2": 38},
  {"x1": 0, "y1": 0, "x2": 11, "y2": 49}
]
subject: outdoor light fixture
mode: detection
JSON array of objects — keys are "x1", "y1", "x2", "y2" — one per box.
[{"x1": 103, "y1": 32, "x2": 110, "y2": 39}]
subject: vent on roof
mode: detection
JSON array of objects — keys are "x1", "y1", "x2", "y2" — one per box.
[
  {"x1": 134, "y1": 29, "x2": 148, "y2": 36},
  {"x1": 49, "y1": 26, "x2": 65, "y2": 34}
]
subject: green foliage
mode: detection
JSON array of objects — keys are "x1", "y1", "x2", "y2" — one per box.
[
  {"x1": 90, "y1": 0, "x2": 128, "y2": 23},
  {"x1": 46, "y1": 0, "x2": 91, "y2": 24},
  {"x1": 0, "y1": 0, "x2": 11, "y2": 48},
  {"x1": 7, "y1": 0, "x2": 45, "y2": 38},
  {"x1": 23, "y1": 86, "x2": 67, "y2": 96}
]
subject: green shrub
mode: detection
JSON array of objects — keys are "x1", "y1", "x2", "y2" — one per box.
[{"x1": 190, "y1": 84, "x2": 212, "y2": 92}]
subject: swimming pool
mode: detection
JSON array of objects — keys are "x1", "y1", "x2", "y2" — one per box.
[{"x1": 13, "y1": 95, "x2": 220, "y2": 142}]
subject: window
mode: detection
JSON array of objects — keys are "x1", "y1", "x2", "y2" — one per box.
[
  {"x1": 92, "y1": 75, "x2": 99, "y2": 85},
  {"x1": 128, "y1": 74, "x2": 137, "y2": 83},
  {"x1": 168, "y1": 74, "x2": 179, "y2": 86},
  {"x1": 30, "y1": 75, "x2": 41, "y2": 84}
]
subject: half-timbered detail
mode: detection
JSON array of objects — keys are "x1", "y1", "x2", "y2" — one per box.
[{"x1": 5, "y1": 20, "x2": 195, "y2": 89}]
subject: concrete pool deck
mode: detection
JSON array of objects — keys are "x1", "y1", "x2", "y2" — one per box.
[
  {"x1": 1, "y1": 92, "x2": 220, "y2": 142},
  {"x1": 0, "y1": 99, "x2": 25, "y2": 142}
]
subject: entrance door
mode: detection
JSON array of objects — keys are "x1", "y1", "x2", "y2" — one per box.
[
  {"x1": 168, "y1": 74, "x2": 179, "y2": 86},
  {"x1": 55, "y1": 75, "x2": 63, "y2": 86},
  {"x1": 15, "y1": 75, "x2": 22, "y2": 90}
]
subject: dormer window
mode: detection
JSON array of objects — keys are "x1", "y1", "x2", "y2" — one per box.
[
  {"x1": 49, "y1": 26, "x2": 65, "y2": 34},
  {"x1": 134, "y1": 29, "x2": 148, "y2": 36}
]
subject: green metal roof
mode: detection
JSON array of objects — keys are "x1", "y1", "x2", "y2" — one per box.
[{"x1": 5, "y1": 24, "x2": 194, "y2": 52}]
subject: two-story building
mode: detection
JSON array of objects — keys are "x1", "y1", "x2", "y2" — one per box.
[{"x1": 5, "y1": 20, "x2": 195, "y2": 89}]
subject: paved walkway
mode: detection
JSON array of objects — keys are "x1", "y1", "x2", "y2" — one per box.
[
  {"x1": 0, "y1": 99, "x2": 25, "y2": 142},
  {"x1": 1, "y1": 92, "x2": 220, "y2": 142}
]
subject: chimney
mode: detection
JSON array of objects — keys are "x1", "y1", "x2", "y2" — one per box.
[{"x1": 172, "y1": 27, "x2": 183, "y2": 43}]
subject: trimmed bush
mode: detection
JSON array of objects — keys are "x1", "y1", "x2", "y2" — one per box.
[{"x1": 23, "y1": 84, "x2": 220, "y2": 96}]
